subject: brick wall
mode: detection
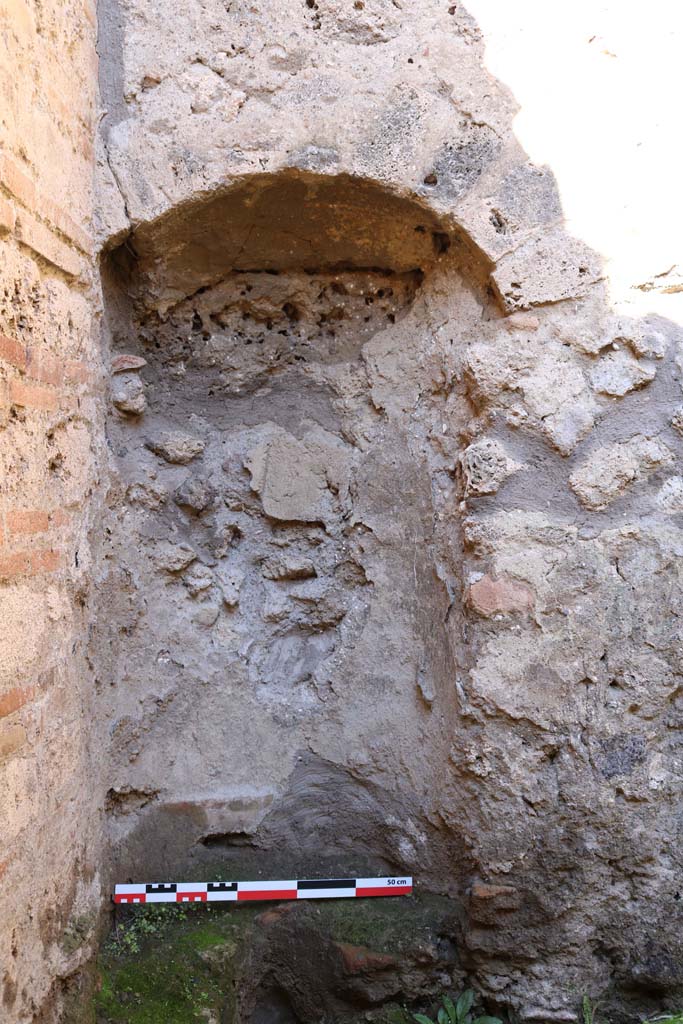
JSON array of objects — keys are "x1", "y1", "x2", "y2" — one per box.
[{"x1": 0, "y1": 0, "x2": 102, "y2": 1019}]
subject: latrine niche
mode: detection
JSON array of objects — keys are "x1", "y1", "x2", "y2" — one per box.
[{"x1": 99, "y1": 171, "x2": 486, "y2": 886}]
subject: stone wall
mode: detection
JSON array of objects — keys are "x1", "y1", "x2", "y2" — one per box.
[
  {"x1": 1, "y1": 1, "x2": 682, "y2": 1021},
  {"x1": 91, "y1": 3, "x2": 683, "y2": 1021},
  {"x1": 0, "y1": 0, "x2": 103, "y2": 1021}
]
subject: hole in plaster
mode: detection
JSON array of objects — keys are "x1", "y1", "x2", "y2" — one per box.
[
  {"x1": 199, "y1": 831, "x2": 255, "y2": 848},
  {"x1": 252, "y1": 987, "x2": 301, "y2": 1024},
  {"x1": 489, "y1": 208, "x2": 507, "y2": 234}
]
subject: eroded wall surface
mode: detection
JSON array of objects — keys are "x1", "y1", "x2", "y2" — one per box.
[
  {"x1": 0, "y1": 0, "x2": 102, "y2": 1021},
  {"x1": 99, "y1": 189, "x2": 475, "y2": 885}
]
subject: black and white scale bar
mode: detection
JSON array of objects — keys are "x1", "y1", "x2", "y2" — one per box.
[{"x1": 114, "y1": 876, "x2": 412, "y2": 905}]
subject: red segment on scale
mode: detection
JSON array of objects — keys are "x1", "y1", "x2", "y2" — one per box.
[
  {"x1": 237, "y1": 889, "x2": 298, "y2": 901},
  {"x1": 356, "y1": 886, "x2": 412, "y2": 897}
]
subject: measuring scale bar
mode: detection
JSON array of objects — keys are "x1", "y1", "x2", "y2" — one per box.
[{"x1": 113, "y1": 876, "x2": 413, "y2": 905}]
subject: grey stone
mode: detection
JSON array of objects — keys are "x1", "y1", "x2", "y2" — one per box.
[
  {"x1": 246, "y1": 428, "x2": 350, "y2": 524},
  {"x1": 589, "y1": 350, "x2": 656, "y2": 396},
  {"x1": 182, "y1": 563, "x2": 214, "y2": 596},
  {"x1": 145, "y1": 431, "x2": 205, "y2": 464},
  {"x1": 193, "y1": 603, "x2": 220, "y2": 627},
  {"x1": 598, "y1": 733, "x2": 647, "y2": 779},
  {"x1": 216, "y1": 567, "x2": 243, "y2": 609},
  {"x1": 655, "y1": 476, "x2": 683, "y2": 513},
  {"x1": 153, "y1": 541, "x2": 196, "y2": 573},
  {"x1": 112, "y1": 374, "x2": 147, "y2": 415},
  {"x1": 174, "y1": 474, "x2": 216, "y2": 514},
  {"x1": 570, "y1": 436, "x2": 674, "y2": 510},
  {"x1": 457, "y1": 438, "x2": 522, "y2": 496},
  {"x1": 261, "y1": 555, "x2": 317, "y2": 581},
  {"x1": 492, "y1": 227, "x2": 602, "y2": 311}
]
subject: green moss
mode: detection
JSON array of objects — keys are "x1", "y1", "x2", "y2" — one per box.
[
  {"x1": 381, "y1": 1006, "x2": 415, "y2": 1024},
  {"x1": 321, "y1": 891, "x2": 454, "y2": 953},
  {"x1": 98, "y1": 971, "x2": 116, "y2": 1005},
  {"x1": 175, "y1": 923, "x2": 230, "y2": 952},
  {"x1": 93, "y1": 892, "x2": 457, "y2": 1023},
  {"x1": 97, "y1": 955, "x2": 218, "y2": 1023},
  {"x1": 61, "y1": 911, "x2": 98, "y2": 957},
  {"x1": 94, "y1": 905, "x2": 258, "y2": 1024}
]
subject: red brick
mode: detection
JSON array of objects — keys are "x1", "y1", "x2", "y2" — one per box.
[
  {"x1": 30, "y1": 549, "x2": 60, "y2": 573},
  {"x1": 0, "y1": 152, "x2": 93, "y2": 253},
  {"x1": 256, "y1": 902, "x2": 298, "y2": 927},
  {"x1": 9, "y1": 379, "x2": 59, "y2": 412},
  {"x1": 0, "y1": 195, "x2": 15, "y2": 235},
  {"x1": 112, "y1": 354, "x2": 147, "y2": 373},
  {"x1": 64, "y1": 359, "x2": 89, "y2": 385},
  {"x1": 468, "y1": 574, "x2": 535, "y2": 617},
  {"x1": 15, "y1": 210, "x2": 84, "y2": 279},
  {"x1": 0, "y1": 332, "x2": 27, "y2": 372},
  {"x1": 0, "y1": 551, "x2": 31, "y2": 579},
  {"x1": 0, "y1": 685, "x2": 35, "y2": 720},
  {"x1": 41, "y1": 196, "x2": 92, "y2": 255},
  {"x1": 49, "y1": 509, "x2": 71, "y2": 528},
  {"x1": 469, "y1": 883, "x2": 521, "y2": 924},
  {"x1": 0, "y1": 547, "x2": 60, "y2": 579},
  {"x1": 0, "y1": 153, "x2": 36, "y2": 210},
  {"x1": 7, "y1": 510, "x2": 50, "y2": 535},
  {"x1": 0, "y1": 381, "x2": 8, "y2": 429},
  {"x1": 0, "y1": 724, "x2": 27, "y2": 759},
  {"x1": 26, "y1": 349, "x2": 62, "y2": 386},
  {"x1": 335, "y1": 943, "x2": 397, "y2": 974}
]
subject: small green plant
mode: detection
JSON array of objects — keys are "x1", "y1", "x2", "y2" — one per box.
[
  {"x1": 413, "y1": 990, "x2": 502, "y2": 1024},
  {"x1": 105, "y1": 904, "x2": 189, "y2": 956},
  {"x1": 582, "y1": 996, "x2": 597, "y2": 1024},
  {"x1": 643, "y1": 1016, "x2": 683, "y2": 1024}
]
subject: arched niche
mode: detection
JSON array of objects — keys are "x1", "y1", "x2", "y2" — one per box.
[
  {"x1": 114, "y1": 169, "x2": 491, "y2": 311},
  {"x1": 99, "y1": 168, "x2": 486, "y2": 885}
]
